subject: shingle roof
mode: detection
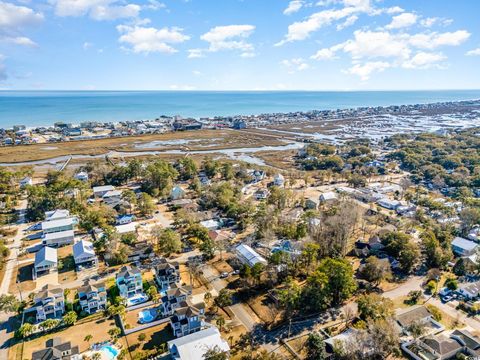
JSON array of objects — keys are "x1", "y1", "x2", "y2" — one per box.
[
  {"x1": 396, "y1": 306, "x2": 431, "y2": 328},
  {"x1": 423, "y1": 335, "x2": 462, "y2": 355}
]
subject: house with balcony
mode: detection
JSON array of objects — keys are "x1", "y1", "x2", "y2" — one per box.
[
  {"x1": 32, "y1": 284, "x2": 65, "y2": 322},
  {"x1": 73, "y1": 239, "x2": 98, "y2": 269},
  {"x1": 77, "y1": 280, "x2": 107, "y2": 314},
  {"x1": 92, "y1": 185, "x2": 115, "y2": 198},
  {"x1": 44, "y1": 209, "x2": 71, "y2": 222},
  {"x1": 32, "y1": 337, "x2": 80, "y2": 360},
  {"x1": 34, "y1": 246, "x2": 58, "y2": 279},
  {"x1": 41, "y1": 216, "x2": 76, "y2": 247},
  {"x1": 170, "y1": 302, "x2": 205, "y2": 338},
  {"x1": 159, "y1": 285, "x2": 192, "y2": 317},
  {"x1": 153, "y1": 260, "x2": 180, "y2": 291},
  {"x1": 168, "y1": 327, "x2": 230, "y2": 360},
  {"x1": 115, "y1": 265, "x2": 143, "y2": 299}
]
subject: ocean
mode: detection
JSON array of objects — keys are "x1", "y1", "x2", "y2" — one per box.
[{"x1": 1, "y1": 90, "x2": 480, "y2": 128}]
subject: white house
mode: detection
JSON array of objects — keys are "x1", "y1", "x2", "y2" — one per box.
[
  {"x1": 41, "y1": 217, "x2": 75, "y2": 234},
  {"x1": 92, "y1": 185, "x2": 115, "y2": 198},
  {"x1": 235, "y1": 244, "x2": 267, "y2": 267},
  {"x1": 44, "y1": 209, "x2": 71, "y2": 222},
  {"x1": 73, "y1": 240, "x2": 98, "y2": 268},
  {"x1": 274, "y1": 173, "x2": 285, "y2": 187},
  {"x1": 171, "y1": 186, "x2": 186, "y2": 200},
  {"x1": 452, "y1": 237, "x2": 479, "y2": 257},
  {"x1": 377, "y1": 198, "x2": 401, "y2": 210},
  {"x1": 320, "y1": 191, "x2": 337, "y2": 203},
  {"x1": 254, "y1": 189, "x2": 270, "y2": 200},
  {"x1": 34, "y1": 246, "x2": 58, "y2": 279},
  {"x1": 43, "y1": 230, "x2": 75, "y2": 247},
  {"x1": 115, "y1": 222, "x2": 137, "y2": 235},
  {"x1": 458, "y1": 281, "x2": 480, "y2": 300},
  {"x1": 102, "y1": 190, "x2": 123, "y2": 207},
  {"x1": 19, "y1": 177, "x2": 32, "y2": 188},
  {"x1": 74, "y1": 171, "x2": 89, "y2": 182},
  {"x1": 168, "y1": 327, "x2": 230, "y2": 360},
  {"x1": 199, "y1": 219, "x2": 221, "y2": 231}
]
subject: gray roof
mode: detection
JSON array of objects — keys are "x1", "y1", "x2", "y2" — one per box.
[
  {"x1": 235, "y1": 244, "x2": 267, "y2": 266},
  {"x1": 35, "y1": 246, "x2": 58, "y2": 267},
  {"x1": 396, "y1": 306, "x2": 431, "y2": 328},
  {"x1": 423, "y1": 335, "x2": 462, "y2": 355},
  {"x1": 452, "y1": 236, "x2": 478, "y2": 251},
  {"x1": 73, "y1": 239, "x2": 95, "y2": 259},
  {"x1": 44, "y1": 230, "x2": 74, "y2": 241},
  {"x1": 117, "y1": 265, "x2": 140, "y2": 279},
  {"x1": 41, "y1": 217, "x2": 74, "y2": 231}
]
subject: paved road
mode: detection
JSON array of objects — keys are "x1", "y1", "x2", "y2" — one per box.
[
  {"x1": 383, "y1": 276, "x2": 424, "y2": 300},
  {"x1": 202, "y1": 265, "x2": 258, "y2": 331}
]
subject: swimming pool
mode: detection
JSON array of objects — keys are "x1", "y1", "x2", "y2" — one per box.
[
  {"x1": 100, "y1": 345, "x2": 119, "y2": 360},
  {"x1": 126, "y1": 293, "x2": 148, "y2": 307},
  {"x1": 138, "y1": 308, "x2": 157, "y2": 323}
]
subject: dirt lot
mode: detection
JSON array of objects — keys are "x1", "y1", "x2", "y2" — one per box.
[
  {"x1": 9, "y1": 316, "x2": 125, "y2": 360},
  {"x1": 125, "y1": 322, "x2": 173, "y2": 358}
]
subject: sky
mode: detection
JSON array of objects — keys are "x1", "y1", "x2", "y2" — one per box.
[{"x1": 0, "y1": 0, "x2": 479, "y2": 91}]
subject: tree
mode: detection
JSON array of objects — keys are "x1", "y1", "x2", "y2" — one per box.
[
  {"x1": 138, "y1": 332, "x2": 147, "y2": 344},
  {"x1": 398, "y1": 241, "x2": 420, "y2": 273},
  {"x1": 40, "y1": 318, "x2": 60, "y2": 332},
  {"x1": 122, "y1": 190, "x2": 137, "y2": 214},
  {"x1": 250, "y1": 263, "x2": 265, "y2": 286},
  {"x1": 84, "y1": 334, "x2": 93, "y2": 347},
  {"x1": 216, "y1": 315, "x2": 226, "y2": 331},
  {"x1": 445, "y1": 277, "x2": 458, "y2": 291},
  {"x1": 356, "y1": 293, "x2": 394, "y2": 321},
  {"x1": 305, "y1": 333, "x2": 327, "y2": 360},
  {"x1": 62, "y1": 311, "x2": 78, "y2": 326},
  {"x1": 359, "y1": 256, "x2": 392, "y2": 287},
  {"x1": 147, "y1": 286, "x2": 160, "y2": 303},
  {"x1": 276, "y1": 277, "x2": 301, "y2": 315},
  {"x1": 15, "y1": 323, "x2": 35, "y2": 339},
  {"x1": 152, "y1": 227, "x2": 182, "y2": 256},
  {"x1": 204, "y1": 292, "x2": 213, "y2": 306},
  {"x1": 92, "y1": 353, "x2": 102, "y2": 360},
  {"x1": 203, "y1": 346, "x2": 229, "y2": 360},
  {"x1": 137, "y1": 192, "x2": 155, "y2": 217},
  {"x1": 407, "y1": 321, "x2": 426, "y2": 342},
  {"x1": 407, "y1": 290, "x2": 422, "y2": 305},
  {"x1": 200, "y1": 237, "x2": 216, "y2": 260},
  {"x1": 108, "y1": 327, "x2": 122, "y2": 342},
  {"x1": 215, "y1": 289, "x2": 232, "y2": 309},
  {"x1": 0, "y1": 294, "x2": 20, "y2": 313},
  {"x1": 316, "y1": 257, "x2": 357, "y2": 306}
]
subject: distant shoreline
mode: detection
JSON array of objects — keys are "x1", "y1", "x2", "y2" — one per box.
[{"x1": 1, "y1": 90, "x2": 480, "y2": 128}]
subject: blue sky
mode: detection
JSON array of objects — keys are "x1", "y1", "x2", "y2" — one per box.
[{"x1": 0, "y1": 0, "x2": 479, "y2": 90}]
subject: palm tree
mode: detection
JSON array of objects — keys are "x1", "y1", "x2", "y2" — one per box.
[
  {"x1": 84, "y1": 334, "x2": 93, "y2": 348},
  {"x1": 216, "y1": 316, "x2": 226, "y2": 331}
]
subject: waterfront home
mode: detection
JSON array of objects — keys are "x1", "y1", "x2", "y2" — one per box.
[
  {"x1": 171, "y1": 186, "x2": 186, "y2": 200},
  {"x1": 235, "y1": 244, "x2": 268, "y2": 267},
  {"x1": 34, "y1": 246, "x2": 58, "y2": 279},
  {"x1": 116, "y1": 265, "x2": 143, "y2": 299},
  {"x1": 32, "y1": 338, "x2": 80, "y2": 360},
  {"x1": 159, "y1": 285, "x2": 193, "y2": 317},
  {"x1": 168, "y1": 327, "x2": 230, "y2": 360},
  {"x1": 73, "y1": 239, "x2": 98, "y2": 269},
  {"x1": 19, "y1": 176, "x2": 33, "y2": 188},
  {"x1": 74, "y1": 171, "x2": 89, "y2": 182},
  {"x1": 77, "y1": 280, "x2": 107, "y2": 314},
  {"x1": 32, "y1": 284, "x2": 65, "y2": 322},
  {"x1": 92, "y1": 185, "x2": 115, "y2": 198},
  {"x1": 170, "y1": 302, "x2": 205, "y2": 337},
  {"x1": 274, "y1": 173, "x2": 285, "y2": 187},
  {"x1": 452, "y1": 237, "x2": 479, "y2": 257},
  {"x1": 153, "y1": 260, "x2": 180, "y2": 290}
]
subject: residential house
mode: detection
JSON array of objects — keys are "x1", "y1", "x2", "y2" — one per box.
[
  {"x1": 32, "y1": 338, "x2": 80, "y2": 360},
  {"x1": 168, "y1": 327, "x2": 230, "y2": 360},
  {"x1": 458, "y1": 281, "x2": 480, "y2": 300},
  {"x1": 452, "y1": 237, "x2": 479, "y2": 257},
  {"x1": 92, "y1": 185, "x2": 115, "y2": 198},
  {"x1": 115, "y1": 222, "x2": 137, "y2": 235},
  {"x1": 377, "y1": 198, "x2": 401, "y2": 210},
  {"x1": 208, "y1": 229, "x2": 235, "y2": 243},
  {"x1": 43, "y1": 230, "x2": 75, "y2": 247},
  {"x1": 305, "y1": 197, "x2": 319, "y2": 210},
  {"x1": 159, "y1": 285, "x2": 192, "y2": 316},
  {"x1": 73, "y1": 239, "x2": 98, "y2": 269},
  {"x1": 41, "y1": 217, "x2": 75, "y2": 234},
  {"x1": 251, "y1": 170, "x2": 265, "y2": 183},
  {"x1": 116, "y1": 266, "x2": 143, "y2": 299},
  {"x1": 102, "y1": 189, "x2": 123, "y2": 207},
  {"x1": 170, "y1": 302, "x2": 205, "y2": 337},
  {"x1": 199, "y1": 219, "x2": 221, "y2": 231},
  {"x1": 116, "y1": 214, "x2": 135, "y2": 225},
  {"x1": 33, "y1": 284, "x2": 65, "y2": 322},
  {"x1": 171, "y1": 186, "x2": 186, "y2": 200},
  {"x1": 19, "y1": 177, "x2": 32, "y2": 188},
  {"x1": 273, "y1": 173, "x2": 285, "y2": 187},
  {"x1": 396, "y1": 306, "x2": 444, "y2": 336},
  {"x1": 44, "y1": 209, "x2": 71, "y2": 222},
  {"x1": 34, "y1": 246, "x2": 58, "y2": 279},
  {"x1": 235, "y1": 244, "x2": 268, "y2": 267},
  {"x1": 320, "y1": 191, "x2": 338, "y2": 203},
  {"x1": 153, "y1": 260, "x2": 180, "y2": 290},
  {"x1": 254, "y1": 189, "x2": 270, "y2": 200},
  {"x1": 74, "y1": 171, "x2": 89, "y2": 182},
  {"x1": 77, "y1": 280, "x2": 107, "y2": 314}
]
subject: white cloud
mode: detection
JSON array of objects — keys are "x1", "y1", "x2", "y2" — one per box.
[
  {"x1": 117, "y1": 25, "x2": 190, "y2": 54},
  {"x1": 408, "y1": 30, "x2": 470, "y2": 49},
  {"x1": 83, "y1": 41, "x2": 93, "y2": 50},
  {"x1": 342, "y1": 30, "x2": 411, "y2": 60},
  {"x1": 345, "y1": 61, "x2": 390, "y2": 80},
  {"x1": 0, "y1": 54, "x2": 6, "y2": 81},
  {"x1": 284, "y1": 0, "x2": 303, "y2": 15},
  {"x1": 311, "y1": 47, "x2": 337, "y2": 60},
  {"x1": 385, "y1": 6, "x2": 403, "y2": 14},
  {"x1": 420, "y1": 17, "x2": 453, "y2": 28},
  {"x1": 281, "y1": 57, "x2": 310, "y2": 73},
  {"x1": 402, "y1": 52, "x2": 446, "y2": 69},
  {"x1": 466, "y1": 48, "x2": 480, "y2": 56},
  {"x1": 145, "y1": 0, "x2": 165, "y2": 11},
  {"x1": 336, "y1": 15, "x2": 358, "y2": 30},
  {"x1": 50, "y1": 0, "x2": 140, "y2": 20},
  {"x1": 386, "y1": 12, "x2": 417, "y2": 30},
  {"x1": 191, "y1": 24, "x2": 256, "y2": 58},
  {"x1": 0, "y1": 1, "x2": 43, "y2": 47}
]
